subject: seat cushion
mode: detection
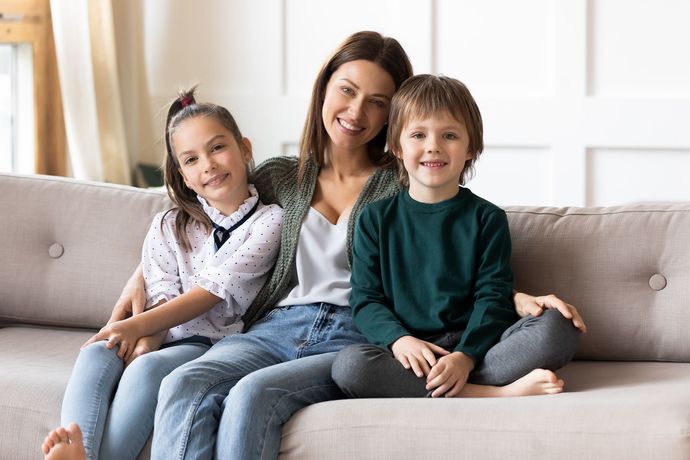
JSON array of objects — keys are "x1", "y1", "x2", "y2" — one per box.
[
  {"x1": 279, "y1": 361, "x2": 690, "y2": 459},
  {"x1": 0, "y1": 326, "x2": 92, "y2": 459}
]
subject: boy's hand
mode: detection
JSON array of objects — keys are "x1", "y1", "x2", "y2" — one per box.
[
  {"x1": 125, "y1": 330, "x2": 168, "y2": 367},
  {"x1": 426, "y1": 351, "x2": 475, "y2": 398},
  {"x1": 82, "y1": 318, "x2": 144, "y2": 361},
  {"x1": 514, "y1": 292, "x2": 587, "y2": 333},
  {"x1": 391, "y1": 335, "x2": 450, "y2": 378}
]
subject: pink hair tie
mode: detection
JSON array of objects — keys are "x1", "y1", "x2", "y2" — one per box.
[{"x1": 180, "y1": 96, "x2": 193, "y2": 107}]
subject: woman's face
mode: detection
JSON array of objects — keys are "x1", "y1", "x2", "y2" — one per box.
[{"x1": 321, "y1": 59, "x2": 396, "y2": 155}]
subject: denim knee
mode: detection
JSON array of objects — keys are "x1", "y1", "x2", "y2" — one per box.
[{"x1": 332, "y1": 344, "x2": 381, "y2": 398}]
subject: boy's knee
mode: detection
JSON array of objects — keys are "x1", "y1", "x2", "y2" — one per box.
[
  {"x1": 538, "y1": 309, "x2": 581, "y2": 366},
  {"x1": 332, "y1": 344, "x2": 382, "y2": 397}
]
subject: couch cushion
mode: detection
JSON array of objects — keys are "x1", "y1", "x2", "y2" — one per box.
[
  {"x1": 0, "y1": 173, "x2": 170, "y2": 329},
  {"x1": 280, "y1": 361, "x2": 690, "y2": 459},
  {"x1": 506, "y1": 204, "x2": 690, "y2": 361},
  {"x1": 0, "y1": 326, "x2": 91, "y2": 459}
]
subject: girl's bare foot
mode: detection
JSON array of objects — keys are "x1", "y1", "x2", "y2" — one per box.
[{"x1": 42, "y1": 423, "x2": 86, "y2": 460}]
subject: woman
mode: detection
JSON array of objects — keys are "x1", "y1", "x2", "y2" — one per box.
[{"x1": 111, "y1": 31, "x2": 584, "y2": 460}]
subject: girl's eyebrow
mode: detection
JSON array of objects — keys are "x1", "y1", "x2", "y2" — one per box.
[
  {"x1": 339, "y1": 78, "x2": 392, "y2": 100},
  {"x1": 177, "y1": 134, "x2": 228, "y2": 160}
]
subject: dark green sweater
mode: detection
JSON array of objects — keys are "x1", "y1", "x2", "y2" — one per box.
[{"x1": 350, "y1": 188, "x2": 517, "y2": 363}]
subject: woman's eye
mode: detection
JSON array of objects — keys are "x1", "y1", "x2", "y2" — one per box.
[
  {"x1": 370, "y1": 99, "x2": 386, "y2": 109},
  {"x1": 341, "y1": 86, "x2": 354, "y2": 96}
]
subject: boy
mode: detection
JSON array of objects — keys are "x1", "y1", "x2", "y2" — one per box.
[{"x1": 332, "y1": 75, "x2": 579, "y2": 398}]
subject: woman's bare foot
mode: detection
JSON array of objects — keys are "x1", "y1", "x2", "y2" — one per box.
[
  {"x1": 42, "y1": 423, "x2": 86, "y2": 460},
  {"x1": 459, "y1": 369, "x2": 565, "y2": 397}
]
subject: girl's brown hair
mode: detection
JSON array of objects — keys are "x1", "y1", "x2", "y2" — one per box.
[
  {"x1": 387, "y1": 74, "x2": 484, "y2": 186},
  {"x1": 163, "y1": 86, "x2": 249, "y2": 251},
  {"x1": 298, "y1": 31, "x2": 413, "y2": 179}
]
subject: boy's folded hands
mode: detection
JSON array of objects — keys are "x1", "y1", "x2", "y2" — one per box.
[
  {"x1": 391, "y1": 335, "x2": 449, "y2": 378},
  {"x1": 392, "y1": 335, "x2": 477, "y2": 398},
  {"x1": 425, "y1": 352, "x2": 475, "y2": 398}
]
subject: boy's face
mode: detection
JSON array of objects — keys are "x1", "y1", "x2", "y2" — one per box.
[{"x1": 397, "y1": 110, "x2": 472, "y2": 203}]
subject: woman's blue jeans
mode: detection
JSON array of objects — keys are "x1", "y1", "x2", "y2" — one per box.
[
  {"x1": 151, "y1": 303, "x2": 367, "y2": 460},
  {"x1": 61, "y1": 340, "x2": 209, "y2": 460}
]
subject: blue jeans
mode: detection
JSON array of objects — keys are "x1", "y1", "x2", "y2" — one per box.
[
  {"x1": 61, "y1": 340, "x2": 210, "y2": 460},
  {"x1": 152, "y1": 303, "x2": 367, "y2": 460}
]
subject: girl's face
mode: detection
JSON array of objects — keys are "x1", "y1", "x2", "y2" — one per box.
[
  {"x1": 173, "y1": 115, "x2": 252, "y2": 215},
  {"x1": 321, "y1": 59, "x2": 396, "y2": 157}
]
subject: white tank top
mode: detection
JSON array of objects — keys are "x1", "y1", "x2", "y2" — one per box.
[{"x1": 277, "y1": 207, "x2": 351, "y2": 307}]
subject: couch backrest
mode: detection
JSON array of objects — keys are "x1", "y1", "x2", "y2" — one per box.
[
  {"x1": 0, "y1": 173, "x2": 171, "y2": 329},
  {"x1": 506, "y1": 204, "x2": 690, "y2": 362}
]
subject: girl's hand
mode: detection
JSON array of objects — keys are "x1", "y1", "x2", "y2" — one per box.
[
  {"x1": 514, "y1": 292, "x2": 587, "y2": 333},
  {"x1": 391, "y1": 335, "x2": 449, "y2": 378},
  {"x1": 82, "y1": 319, "x2": 144, "y2": 361},
  {"x1": 108, "y1": 265, "x2": 146, "y2": 324},
  {"x1": 425, "y1": 351, "x2": 475, "y2": 398},
  {"x1": 125, "y1": 330, "x2": 168, "y2": 367}
]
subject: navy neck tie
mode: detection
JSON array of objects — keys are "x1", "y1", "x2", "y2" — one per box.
[{"x1": 212, "y1": 200, "x2": 260, "y2": 252}]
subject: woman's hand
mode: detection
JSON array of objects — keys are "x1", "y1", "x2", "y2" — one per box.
[
  {"x1": 391, "y1": 335, "x2": 449, "y2": 378},
  {"x1": 514, "y1": 292, "x2": 587, "y2": 333},
  {"x1": 125, "y1": 330, "x2": 168, "y2": 367},
  {"x1": 108, "y1": 265, "x2": 146, "y2": 324}
]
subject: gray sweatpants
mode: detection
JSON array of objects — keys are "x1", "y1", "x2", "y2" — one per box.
[{"x1": 332, "y1": 309, "x2": 581, "y2": 398}]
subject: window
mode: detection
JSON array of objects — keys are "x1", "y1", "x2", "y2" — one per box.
[{"x1": 0, "y1": 0, "x2": 66, "y2": 176}]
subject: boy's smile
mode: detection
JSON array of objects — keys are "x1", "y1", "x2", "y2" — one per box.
[{"x1": 397, "y1": 110, "x2": 472, "y2": 203}]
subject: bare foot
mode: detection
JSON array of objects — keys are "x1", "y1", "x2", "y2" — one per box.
[
  {"x1": 497, "y1": 369, "x2": 564, "y2": 396},
  {"x1": 458, "y1": 369, "x2": 564, "y2": 397},
  {"x1": 42, "y1": 423, "x2": 86, "y2": 460}
]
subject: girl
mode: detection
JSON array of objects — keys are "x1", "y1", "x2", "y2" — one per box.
[{"x1": 41, "y1": 88, "x2": 283, "y2": 460}]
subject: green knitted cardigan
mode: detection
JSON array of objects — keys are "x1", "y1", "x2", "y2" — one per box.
[{"x1": 243, "y1": 155, "x2": 401, "y2": 327}]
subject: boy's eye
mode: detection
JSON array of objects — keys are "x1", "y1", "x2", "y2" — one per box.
[
  {"x1": 444, "y1": 133, "x2": 458, "y2": 140},
  {"x1": 410, "y1": 132, "x2": 424, "y2": 140},
  {"x1": 211, "y1": 144, "x2": 225, "y2": 152}
]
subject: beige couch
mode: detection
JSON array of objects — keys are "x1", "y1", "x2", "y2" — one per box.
[{"x1": 2, "y1": 172, "x2": 689, "y2": 459}]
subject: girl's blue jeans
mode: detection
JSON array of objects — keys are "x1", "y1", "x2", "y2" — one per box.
[
  {"x1": 151, "y1": 303, "x2": 367, "y2": 460},
  {"x1": 61, "y1": 339, "x2": 210, "y2": 460}
]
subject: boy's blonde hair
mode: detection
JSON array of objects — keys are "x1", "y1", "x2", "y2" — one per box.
[{"x1": 387, "y1": 74, "x2": 483, "y2": 186}]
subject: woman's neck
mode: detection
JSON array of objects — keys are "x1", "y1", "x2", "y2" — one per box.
[{"x1": 323, "y1": 144, "x2": 374, "y2": 181}]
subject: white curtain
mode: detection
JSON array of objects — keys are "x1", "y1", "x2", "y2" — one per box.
[{"x1": 50, "y1": 0, "x2": 130, "y2": 184}]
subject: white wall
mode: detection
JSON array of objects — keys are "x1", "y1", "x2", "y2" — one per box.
[{"x1": 116, "y1": 0, "x2": 690, "y2": 207}]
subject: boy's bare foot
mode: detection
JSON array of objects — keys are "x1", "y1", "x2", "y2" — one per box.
[
  {"x1": 42, "y1": 423, "x2": 86, "y2": 460},
  {"x1": 458, "y1": 369, "x2": 565, "y2": 397},
  {"x1": 498, "y1": 369, "x2": 564, "y2": 396}
]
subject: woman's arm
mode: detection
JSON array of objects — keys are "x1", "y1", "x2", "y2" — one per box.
[
  {"x1": 513, "y1": 291, "x2": 587, "y2": 333},
  {"x1": 108, "y1": 264, "x2": 146, "y2": 323}
]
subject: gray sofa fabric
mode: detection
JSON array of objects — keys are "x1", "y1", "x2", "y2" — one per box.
[{"x1": 1, "y1": 172, "x2": 689, "y2": 459}]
